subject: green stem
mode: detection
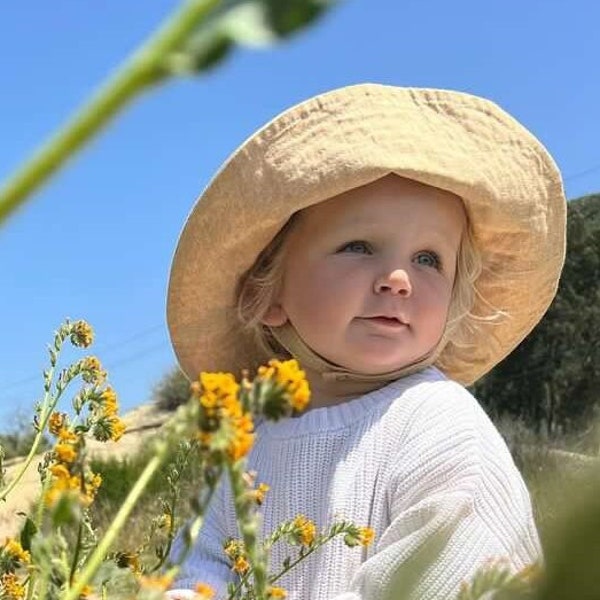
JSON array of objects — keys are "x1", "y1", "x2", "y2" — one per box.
[
  {"x1": 69, "y1": 517, "x2": 85, "y2": 585},
  {"x1": 0, "y1": 374, "x2": 60, "y2": 503},
  {"x1": 0, "y1": 0, "x2": 220, "y2": 224},
  {"x1": 24, "y1": 571, "x2": 37, "y2": 600},
  {"x1": 228, "y1": 462, "x2": 268, "y2": 600},
  {"x1": 151, "y1": 442, "x2": 197, "y2": 572},
  {"x1": 226, "y1": 570, "x2": 253, "y2": 600},
  {"x1": 268, "y1": 532, "x2": 339, "y2": 586},
  {"x1": 162, "y1": 466, "x2": 222, "y2": 582},
  {"x1": 34, "y1": 467, "x2": 54, "y2": 532},
  {"x1": 35, "y1": 565, "x2": 51, "y2": 600},
  {"x1": 62, "y1": 450, "x2": 166, "y2": 600}
]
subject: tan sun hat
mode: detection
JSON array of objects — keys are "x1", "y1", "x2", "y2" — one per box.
[{"x1": 167, "y1": 83, "x2": 566, "y2": 386}]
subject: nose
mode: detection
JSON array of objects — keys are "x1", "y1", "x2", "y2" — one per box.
[{"x1": 374, "y1": 268, "x2": 412, "y2": 297}]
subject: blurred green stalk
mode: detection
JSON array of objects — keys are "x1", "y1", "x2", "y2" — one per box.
[{"x1": 0, "y1": 0, "x2": 220, "y2": 225}]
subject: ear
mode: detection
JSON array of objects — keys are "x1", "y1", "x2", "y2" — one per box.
[{"x1": 261, "y1": 303, "x2": 288, "y2": 327}]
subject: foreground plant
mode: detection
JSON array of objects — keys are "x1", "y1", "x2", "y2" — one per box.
[
  {"x1": 0, "y1": 0, "x2": 340, "y2": 225},
  {"x1": 0, "y1": 320, "x2": 375, "y2": 600},
  {"x1": 0, "y1": 319, "x2": 129, "y2": 600},
  {"x1": 457, "y1": 561, "x2": 540, "y2": 600},
  {"x1": 8, "y1": 319, "x2": 592, "y2": 600},
  {"x1": 164, "y1": 359, "x2": 373, "y2": 600}
]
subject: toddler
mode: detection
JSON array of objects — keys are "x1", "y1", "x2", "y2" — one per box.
[{"x1": 165, "y1": 84, "x2": 566, "y2": 599}]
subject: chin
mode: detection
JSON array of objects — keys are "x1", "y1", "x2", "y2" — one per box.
[{"x1": 345, "y1": 358, "x2": 412, "y2": 375}]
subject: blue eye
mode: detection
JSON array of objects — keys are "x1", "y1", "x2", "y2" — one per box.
[
  {"x1": 338, "y1": 241, "x2": 372, "y2": 254},
  {"x1": 414, "y1": 251, "x2": 441, "y2": 269}
]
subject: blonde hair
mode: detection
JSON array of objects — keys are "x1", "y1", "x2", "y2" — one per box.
[
  {"x1": 236, "y1": 215, "x2": 297, "y2": 358},
  {"x1": 236, "y1": 209, "x2": 490, "y2": 367}
]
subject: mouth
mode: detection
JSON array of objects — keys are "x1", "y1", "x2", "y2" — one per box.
[{"x1": 362, "y1": 315, "x2": 408, "y2": 328}]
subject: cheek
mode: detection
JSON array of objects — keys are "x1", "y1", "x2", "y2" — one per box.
[
  {"x1": 419, "y1": 277, "x2": 454, "y2": 320},
  {"x1": 282, "y1": 261, "x2": 359, "y2": 318}
]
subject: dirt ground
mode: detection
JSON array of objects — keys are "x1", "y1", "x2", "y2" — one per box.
[{"x1": 0, "y1": 404, "x2": 171, "y2": 539}]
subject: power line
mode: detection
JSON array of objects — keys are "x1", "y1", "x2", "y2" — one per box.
[
  {"x1": 94, "y1": 323, "x2": 165, "y2": 353},
  {"x1": 564, "y1": 162, "x2": 600, "y2": 182},
  {"x1": 105, "y1": 341, "x2": 171, "y2": 372},
  {"x1": 0, "y1": 340, "x2": 172, "y2": 403},
  {"x1": 1, "y1": 323, "x2": 167, "y2": 393}
]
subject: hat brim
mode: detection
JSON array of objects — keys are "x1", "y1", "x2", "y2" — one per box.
[{"x1": 167, "y1": 84, "x2": 566, "y2": 386}]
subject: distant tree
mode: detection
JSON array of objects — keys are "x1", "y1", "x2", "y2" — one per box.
[
  {"x1": 0, "y1": 415, "x2": 51, "y2": 459},
  {"x1": 152, "y1": 366, "x2": 191, "y2": 411},
  {"x1": 472, "y1": 194, "x2": 600, "y2": 448}
]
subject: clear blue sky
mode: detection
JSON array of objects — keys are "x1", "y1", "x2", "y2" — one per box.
[{"x1": 1, "y1": 0, "x2": 599, "y2": 429}]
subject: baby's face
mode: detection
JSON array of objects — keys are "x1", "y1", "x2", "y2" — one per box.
[{"x1": 262, "y1": 175, "x2": 466, "y2": 375}]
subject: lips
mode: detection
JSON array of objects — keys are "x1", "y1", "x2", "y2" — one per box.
[{"x1": 363, "y1": 315, "x2": 408, "y2": 328}]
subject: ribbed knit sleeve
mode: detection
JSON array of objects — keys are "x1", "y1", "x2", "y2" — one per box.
[{"x1": 331, "y1": 380, "x2": 541, "y2": 600}]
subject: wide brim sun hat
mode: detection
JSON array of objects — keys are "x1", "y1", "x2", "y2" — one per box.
[{"x1": 167, "y1": 83, "x2": 566, "y2": 386}]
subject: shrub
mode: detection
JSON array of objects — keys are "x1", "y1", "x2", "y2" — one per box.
[{"x1": 151, "y1": 366, "x2": 191, "y2": 411}]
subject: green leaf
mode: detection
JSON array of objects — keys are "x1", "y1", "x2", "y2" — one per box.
[
  {"x1": 164, "y1": 0, "x2": 340, "y2": 75},
  {"x1": 220, "y1": 3, "x2": 279, "y2": 46},
  {"x1": 19, "y1": 515, "x2": 38, "y2": 551},
  {"x1": 165, "y1": 28, "x2": 234, "y2": 75},
  {"x1": 260, "y1": 0, "x2": 336, "y2": 38}
]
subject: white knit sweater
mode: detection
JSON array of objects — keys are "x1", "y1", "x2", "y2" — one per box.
[{"x1": 168, "y1": 367, "x2": 540, "y2": 599}]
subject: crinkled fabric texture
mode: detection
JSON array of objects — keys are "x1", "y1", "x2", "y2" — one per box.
[{"x1": 167, "y1": 83, "x2": 566, "y2": 386}]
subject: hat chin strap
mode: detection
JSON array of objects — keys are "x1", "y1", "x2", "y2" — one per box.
[{"x1": 269, "y1": 321, "x2": 444, "y2": 398}]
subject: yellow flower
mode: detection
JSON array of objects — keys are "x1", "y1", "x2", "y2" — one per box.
[
  {"x1": 58, "y1": 427, "x2": 79, "y2": 443},
  {"x1": 159, "y1": 512, "x2": 172, "y2": 530},
  {"x1": 50, "y1": 463, "x2": 71, "y2": 480},
  {"x1": 3, "y1": 539, "x2": 30, "y2": 564},
  {"x1": 194, "y1": 370, "x2": 255, "y2": 461},
  {"x1": 199, "y1": 372, "x2": 240, "y2": 413},
  {"x1": 194, "y1": 583, "x2": 215, "y2": 600},
  {"x1": 254, "y1": 483, "x2": 271, "y2": 506},
  {"x1": 48, "y1": 412, "x2": 66, "y2": 436},
  {"x1": 70, "y1": 320, "x2": 94, "y2": 348},
  {"x1": 344, "y1": 525, "x2": 375, "y2": 547},
  {"x1": 88, "y1": 471, "x2": 103, "y2": 495},
  {"x1": 78, "y1": 471, "x2": 102, "y2": 507},
  {"x1": 267, "y1": 587, "x2": 287, "y2": 599},
  {"x1": 138, "y1": 574, "x2": 173, "y2": 591},
  {"x1": 78, "y1": 584, "x2": 94, "y2": 599},
  {"x1": 100, "y1": 386, "x2": 119, "y2": 415},
  {"x1": 258, "y1": 359, "x2": 310, "y2": 412},
  {"x1": 250, "y1": 482, "x2": 270, "y2": 505},
  {"x1": 223, "y1": 539, "x2": 245, "y2": 560},
  {"x1": 45, "y1": 487, "x2": 71, "y2": 507},
  {"x1": 232, "y1": 556, "x2": 250, "y2": 574},
  {"x1": 68, "y1": 474, "x2": 83, "y2": 491},
  {"x1": 80, "y1": 356, "x2": 106, "y2": 384},
  {"x1": 223, "y1": 538, "x2": 250, "y2": 573},
  {"x1": 115, "y1": 551, "x2": 141, "y2": 575},
  {"x1": 107, "y1": 415, "x2": 126, "y2": 441},
  {"x1": 44, "y1": 484, "x2": 65, "y2": 507},
  {"x1": 292, "y1": 515, "x2": 316, "y2": 546},
  {"x1": 356, "y1": 526, "x2": 375, "y2": 546},
  {"x1": 226, "y1": 413, "x2": 254, "y2": 462},
  {"x1": 55, "y1": 442, "x2": 77, "y2": 464},
  {"x1": 45, "y1": 467, "x2": 101, "y2": 508},
  {"x1": 1, "y1": 572, "x2": 26, "y2": 599},
  {"x1": 92, "y1": 413, "x2": 126, "y2": 443}
]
